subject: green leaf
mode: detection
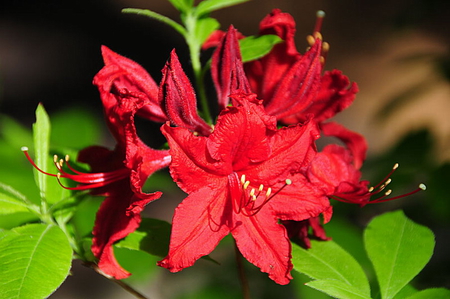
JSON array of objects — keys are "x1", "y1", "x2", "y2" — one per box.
[
  {"x1": 0, "y1": 223, "x2": 72, "y2": 299},
  {"x1": 50, "y1": 107, "x2": 102, "y2": 151},
  {"x1": 292, "y1": 240, "x2": 371, "y2": 298},
  {"x1": 168, "y1": 0, "x2": 193, "y2": 13},
  {"x1": 405, "y1": 288, "x2": 450, "y2": 299},
  {"x1": 122, "y1": 8, "x2": 187, "y2": 36},
  {"x1": 239, "y1": 35, "x2": 283, "y2": 63},
  {"x1": 364, "y1": 210, "x2": 435, "y2": 299},
  {"x1": 306, "y1": 279, "x2": 372, "y2": 299},
  {"x1": 32, "y1": 104, "x2": 50, "y2": 201},
  {"x1": 0, "y1": 192, "x2": 30, "y2": 215},
  {"x1": 195, "y1": 17, "x2": 220, "y2": 46},
  {"x1": 196, "y1": 0, "x2": 249, "y2": 17},
  {"x1": 115, "y1": 218, "x2": 171, "y2": 257}
]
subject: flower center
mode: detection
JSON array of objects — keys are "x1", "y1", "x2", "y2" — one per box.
[
  {"x1": 21, "y1": 146, "x2": 130, "y2": 190},
  {"x1": 228, "y1": 173, "x2": 291, "y2": 217}
]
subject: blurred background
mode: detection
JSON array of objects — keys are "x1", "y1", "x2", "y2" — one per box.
[{"x1": 0, "y1": 0, "x2": 449, "y2": 298}]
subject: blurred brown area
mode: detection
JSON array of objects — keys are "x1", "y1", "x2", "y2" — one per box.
[{"x1": 1, "y1": 0, "x2": 449, "y2": 298}]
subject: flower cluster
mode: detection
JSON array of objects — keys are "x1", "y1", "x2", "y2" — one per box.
[{"x1": 24, "y1": 8, "x2": 424, "y2": 285}]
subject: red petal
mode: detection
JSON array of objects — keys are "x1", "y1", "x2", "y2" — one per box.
[
  {"x1": 211, "y1": 26, "x2": 251, "y2": 110},
  {"x1": 94, "y1": 46, "x2": 167, "y2": 123},
  {"x1": 92, "y1": 181, "x2": 162, "y2": 279},
  {"x1": 161, "y1": 124, "x2": 227, "y2": 193},
  {"x1": 232, "y1": 206, "x2": 293, "y2": 285},
  {"x1": 244, "y1": 9, "x2": 301, "y2": 103},
  {"x1": 159, "y1": 50, "x2": 212, "y2": 136},
  {"x1": 321, "y1": 122, "x2": 367, "y2": 169},
  {"x1": 282, "y1": 70, "x2": 358, "y2": 124},
  {"x1": 158, "y1": 186, "x2": 231, "y2": 272},
  {"x1": 264, "y1": 40, "x2": 322, "y2": 119}
]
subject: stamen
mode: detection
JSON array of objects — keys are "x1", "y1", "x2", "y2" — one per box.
[
  {"x1": 22, "y1": 147, "x2": 129, "y2": 191},
  {"x1": 313, "y1": 10, "x2": 326, "y2": 34}
]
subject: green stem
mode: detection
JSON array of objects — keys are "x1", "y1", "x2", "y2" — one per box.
[
  {"x1": 234, "y1": 240, "x2": 251, "y2": 299},
  {"x1": 184, "y1": 12, "x2": 213, "y2": 124}
]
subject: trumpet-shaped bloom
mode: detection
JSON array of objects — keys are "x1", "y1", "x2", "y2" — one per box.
[{"x1": 158, "y1": 93, "x2": 330, "y2": 285}]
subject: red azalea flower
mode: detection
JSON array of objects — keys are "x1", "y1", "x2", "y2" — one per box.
[
  {"x1": 242, "y1": 9, "x2": 358, "y2": 124},
  {"x1": 158, "y1": 93, "x2": 330, "y2": 285},
  {"x1": 24, "y1": 78, "x2": 171, "y2": 280}
]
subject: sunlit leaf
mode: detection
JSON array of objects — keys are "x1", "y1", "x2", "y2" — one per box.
[
  {"x1": 196, "y1": 0, "x2": 249, "y2": 17},
  {"x1": 239, "y1": 35, "x2": 283, "y2": 63},
  {"x1": 364, "y1": 210, "x2": 435, "y2": 299},
  {"x1": 0, "y1": 223, "x2": 72, "y2": 299},
  {"x1": 306, "y1": 279, "x2": 371, "y2": 299},
  {"x1": 195, "y1": 17, "x2": 220, "y2": 45},
  {"x1": 32, "y1": 104, "x2": 50, "y2": 201},
  {"x1": 292, "y1": 240, "x2": 371, "y2": 298}
]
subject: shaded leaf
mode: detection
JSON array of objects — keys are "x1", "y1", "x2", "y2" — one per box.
[
  {"x1": 32, "y1": 104, "x2": 50, "y2": 201},
  {"x1": 0, "y1": 224, "x2": 72, "y2": 299},
  {"x1": 364, "y1": 210, "x2": 435, "y2": 299},
  {"x1": 292, "y1": 240, "x2": 371, "y2": 298},
  {"x1": 115, "y1": 218, "x2": 171, "y2": 257},
  {"x1": 405, "y1": 288, "x2": 450, "y2": 299}
]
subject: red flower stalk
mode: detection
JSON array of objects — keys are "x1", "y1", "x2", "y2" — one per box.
[{"x1": 158, "y1": 93, "x2": 331, "y2": 285}]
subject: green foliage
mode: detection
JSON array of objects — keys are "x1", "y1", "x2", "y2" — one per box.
[
  {"x1": 0, "y1": 224, "x2": 72, "y2": 299},
  {"x1": 293, "y1": 211, "x2": 442, "y2": 299},
  {"x1": 364, "y1": 210, "x2": 435, "y2": 299},
  {"x1": 195, "y1": 0, "x2": 249, "y2": 17},
  {"x1": 292, "y1": 240, "x2": 371, "y2": 299},
  {"x1": 239, "y1": 35, "x2": 283, "y2": 62},
  {"x1": 116, "y1": 218, "x2": 171, "y2": 257}
]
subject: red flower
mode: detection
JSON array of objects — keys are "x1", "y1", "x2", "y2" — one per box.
[
  {"x1": 158, "y1": 93, "x2": 330, "y2": 285},
  {"x1": 95, "y1": 45, "x2": 167, "y2": 123},
  {"x1": 24, "y1": 69, "x2": 171, "y2": 279},
  {"x1": 242, "y1": 9, "x2": 358, "y2": 124}
]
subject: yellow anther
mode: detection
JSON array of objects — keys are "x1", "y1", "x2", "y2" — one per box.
[
  {"x1": 285, "y1": 179, "x2": 292, "y2": 185},
  {"x1": 251, "y1": 195, "x2": 257, "y2": 201},
  {"x1": 393, "y1": 163, "x2": 399, "y2": 170},
  {"x1": 419, "y1": 183, "x2": 427, "y2": 191},
  {"x1": 240, "y1": 174, "x2": 246, "y2": 185},
  {"x1": 385, "y1": 190, "x2": 392, "y2": 196},
  {"x1": 65, "y1": 155, "x2": 70, "y2": 162},
  {"x1": 243, "y1": 181, "x2": 250, "y2": 190},
  {"x1": 313, "y1": 31, "x2": 322, "y2": 40},
  {"x1": 266, "y1": 187, "x2": 272, "y2": 198},
  {"x1": 53, "y1": 155, "x2": 58, "y2": 163},
  {"x1": 249, "y1": 188, "x2": 255, "y2": 197},
  {"x1": 368, "y1": 186, "x2": 374, "y2": 192},
  {"x1": 258, "y1": 184, "x2": 264, "y2": 192},
  {"x1": 385, "y1": 178, "x2": 392, "y2": 186},
  {"x1": 306, "y1": 35, "x2": 315, "y2": 46},
  {"x1": 322, "y1": 42, "x2": 330, "y2": 53}
]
